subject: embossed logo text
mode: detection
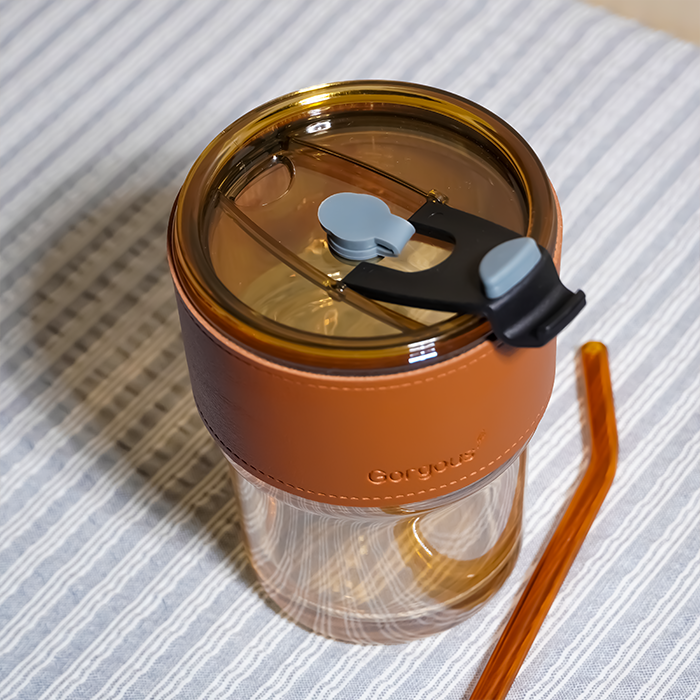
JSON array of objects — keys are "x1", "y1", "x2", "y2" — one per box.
[{"x1": 368, "y1": 450, "x2": 476, "y2": 485}]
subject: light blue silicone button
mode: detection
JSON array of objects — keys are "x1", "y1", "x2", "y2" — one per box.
[
  {"x1": 479, "y1": 237, "x2": 542, "y2": 299},
  {"x1": 318, "y1": 193, "x2": 415, "y2": 261}
]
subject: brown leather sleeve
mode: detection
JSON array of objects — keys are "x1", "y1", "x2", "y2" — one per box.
[{"x1": 175, "y1": 294, "x2": 556, "y2": 506}]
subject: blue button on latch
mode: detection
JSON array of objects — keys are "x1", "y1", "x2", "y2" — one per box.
[
  {"x1": 318, "y1": 193, "x2": 415, "y2": 261},
  {"x1": 479, "y1": 237, "x2": 542, "y2": 299}
]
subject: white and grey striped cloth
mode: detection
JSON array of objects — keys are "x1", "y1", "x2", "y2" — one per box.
[{"x1": 1, "y1": 1, "x2": 698, "y2": 698}]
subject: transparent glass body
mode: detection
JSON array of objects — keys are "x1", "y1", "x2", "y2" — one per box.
[
  {"x1": 230, "y1": 451, "x2": 526, "y2": 644},
  {"x1": 170, "y1": 82, "x2": 558, "y2": 644}
]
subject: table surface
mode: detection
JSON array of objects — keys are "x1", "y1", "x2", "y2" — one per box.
[
  {"x1": 1, "y1": 1, "x2": 698, "y2": 699},
  {"x1": 582, "y1": 0, "x2": 700, "y2": 45}
]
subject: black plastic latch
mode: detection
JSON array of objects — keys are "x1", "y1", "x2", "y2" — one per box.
[{"x1": 341, "y1": 200, "x2": 586, "y2": 347}]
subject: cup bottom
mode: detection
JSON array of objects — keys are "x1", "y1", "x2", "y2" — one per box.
[{"x1": 256, "y1": 537, "x2": 521, "y2": 644}]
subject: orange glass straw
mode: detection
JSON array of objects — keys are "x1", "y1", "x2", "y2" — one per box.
[{"x1": 470, "y1": 341, "x2": 619, "y2": 700}]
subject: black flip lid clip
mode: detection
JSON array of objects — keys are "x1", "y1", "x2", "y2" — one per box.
[{"x1": 318, "y1": 193, "x2": 585, "y2": 348}]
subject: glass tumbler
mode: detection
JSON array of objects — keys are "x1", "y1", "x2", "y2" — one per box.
[{"x1": 167, "y1": 81, "x2": 562, "y2": 644}]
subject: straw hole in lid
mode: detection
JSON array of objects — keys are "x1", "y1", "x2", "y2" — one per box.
[{"x1": 235, "y1": 155, "x2": 294, "y2": 208}]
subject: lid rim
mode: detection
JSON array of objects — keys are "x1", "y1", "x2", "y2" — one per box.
[{"x1": 169, "y1": 80, "x2": 558, "y2": 371}]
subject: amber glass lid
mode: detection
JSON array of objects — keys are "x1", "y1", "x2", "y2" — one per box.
[{"x1": 169, "y1": 81, "x2": 558, "y2": 371}]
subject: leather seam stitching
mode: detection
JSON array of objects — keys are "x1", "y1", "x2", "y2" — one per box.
[
  {"x1": 181, "y1": 303, "x2": 501, "y2": 390},
  {"x1": 202, "y1": 405, "x2": 545, "y2": 501}
]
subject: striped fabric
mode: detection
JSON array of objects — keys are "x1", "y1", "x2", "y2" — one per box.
[{"x1": 1, "y1": 0, "x2": 698, "y2": 698}]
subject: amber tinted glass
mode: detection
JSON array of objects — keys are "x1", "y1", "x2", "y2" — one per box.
[
  {"x1": 470, "y1": 343, "x2": 618, "y2": 699},
  {"x1": 169, "y1": 81, "x2": 557, "y2": 370}
]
